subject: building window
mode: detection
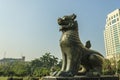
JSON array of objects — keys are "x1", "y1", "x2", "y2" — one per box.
[
  {"x1": 116, "y1": 13, "x2": 118, "y2": 16},
  {"x1": 111, "y1": 16, "x2": 113, "y2": 19},
  {"x1": 110, "y1": 22, "x2": 111, "y2": 25},
  {"x1": 117, "y1": 18, "x2": 119, "y2": 21},
  {"x1": 112, "y1": 19, "x2": 116, "y2": 24},
  {"x1": 114, "y1": 15, "x2": 115, "y2": 18}
]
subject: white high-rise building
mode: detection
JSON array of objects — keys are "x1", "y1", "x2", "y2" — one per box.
[{"x1": 104, "y1": 9, "x2": 120, "y2": 61}]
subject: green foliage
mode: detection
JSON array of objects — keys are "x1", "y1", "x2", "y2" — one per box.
[
  {"x1": 0, "y1": 52, "x2": 61, "y2": 77},
  {"x1": 33, "y1": 67, "x2": 50, "y2": 77},
  {"x1": 11, "y1": 62, "x2": 31, "y2": 76},
  {"x1": 0, "y1": 61, "x2": 31, "y2": 76},
  {"x1": 102, "y1": 59, "x2": 115, "y2": 75},
  {"x1": 39, "y1": 53, "x2": 58, "y2": 69},
  {"x1": 0, "y1": 63, "x2": 15, "y2": 76},
  {"x1": 102, "y1": 58, "x2": 120, "y2": 75},
  {"x1": 0, "y1": 52, "x2": 119, "y2": 77},
  {"x1": 118, "y1": 60, "x2": 120, "y2": 73},
  {"x1": 30, "y1": 52, "x2": 59, "y2": 76},
  {"x1": 31, "y1": 59, "x2": 43, "y2": 68}
]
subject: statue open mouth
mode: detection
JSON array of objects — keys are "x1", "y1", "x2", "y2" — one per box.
[
  {"x1": 57, "y1": 14, "x2": 76, "y2": 31},
  {"x1": 58, "y1": 18, "x2": 69, "y2": 25},
  {"x1": 58, "y1": 18, "x2": 70, "y2": 31}
]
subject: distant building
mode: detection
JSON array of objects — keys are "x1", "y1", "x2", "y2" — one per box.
[
  {"x1": 104, "y1": 9, "x2": 120, "y2": 61},
  {"x1": 0, "y1": 56, "x2": 25, "y2": 65}
]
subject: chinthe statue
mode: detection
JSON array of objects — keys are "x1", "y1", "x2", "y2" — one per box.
[{"x1": 56, "y1": 14, "x2": 104, "y2": 77}]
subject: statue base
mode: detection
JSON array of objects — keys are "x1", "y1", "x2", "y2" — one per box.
[{"x1": 43, "y1": 75, "x2": 119, "y2": 80}]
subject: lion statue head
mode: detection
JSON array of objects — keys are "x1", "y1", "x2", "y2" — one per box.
[{"x1": 58, "y1": 14, "x2": 78, "y2": 32}]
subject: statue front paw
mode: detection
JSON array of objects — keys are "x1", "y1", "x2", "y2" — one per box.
[
  {"x1": 56, "y1": 71, "x2": 74, "y2": 77},
  {"x1": 86, "y1": 71, "x2": 101, "y2": 77}
]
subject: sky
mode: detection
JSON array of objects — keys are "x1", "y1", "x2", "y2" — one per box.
[{"x1": 0, "y1": 0, "x2": 120, "y2": 61}]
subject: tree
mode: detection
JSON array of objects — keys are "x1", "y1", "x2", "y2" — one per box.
[
  {"x1": 0, "y1": 62, "x2": 14, "y2": 76},
  {"x1": 117, "y1": 60, "x2": 120, "y2": 73},
  {"x1": 11, "y1": 62, "x2": 31, "y2": 76},
  {"x1": 102, "y1": 59, "x2": 115, "y2": 75},
  {"x1": 0, "y1": 61, "x2": 31, "y2": 76},
  {"x1": 33, "y1": 67, "x2": 49, "y2": 77},
  {"x1": 40, "y1": 53, "x2": 58, "y2": 69},
  {"x1": 0, "y1": 52, "x2": 60, "y2": 77},
  {"x1": 0, "y1": 64, "x2": 6, "y2": 76},
  {"x1": 30, "y1": 52, "x2": 59, "y2": 76}
]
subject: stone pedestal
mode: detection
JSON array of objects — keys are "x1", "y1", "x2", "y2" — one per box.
[{"x1": 43, "y1": 75, "x2": 119, "y2": 80}]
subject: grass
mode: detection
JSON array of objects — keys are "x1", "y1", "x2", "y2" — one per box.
[
  {"x1": 0, "y1": 77, "x2": 8, "y2": 80},
  {"x1": 0, "y1": 76, "x2": 41, "y2": 80}
]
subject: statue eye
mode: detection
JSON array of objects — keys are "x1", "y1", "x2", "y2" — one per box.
[{"x1": 63, "y1": 17, "x2": 66, "y2": 20}]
